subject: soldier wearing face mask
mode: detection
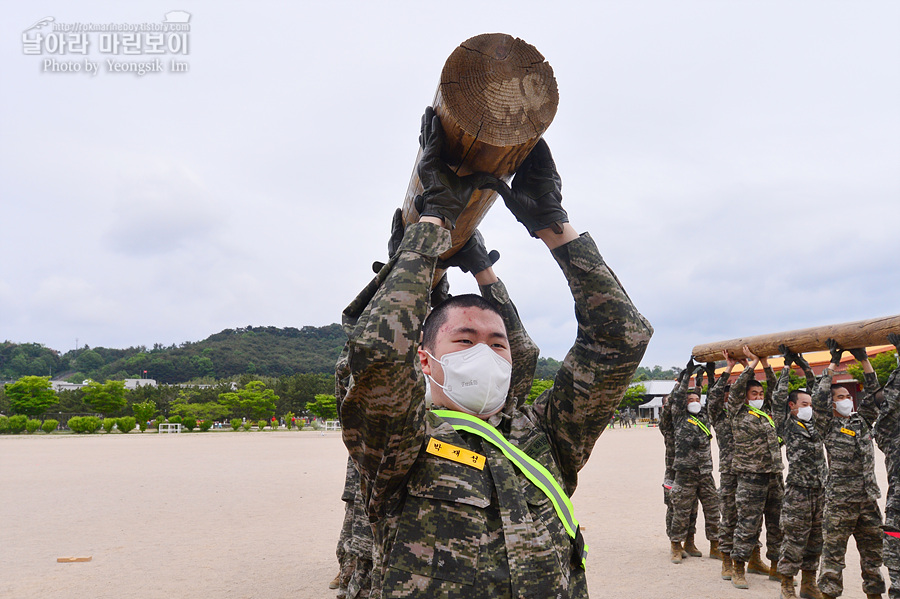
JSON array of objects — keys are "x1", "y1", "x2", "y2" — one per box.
[
  {"x1": 667, "y1": 358, "x2": 720, "y2": 564},
  {"x1": 813, "y1": 339, "x2": 885, "y2": 599},
  {"x1": 339, "y1": 107, "x2": 652, "y2": 598},
  {"x1": 872, "y1": 333, "x2": 900, "y2": 599},
  {"x1": 726, "y1": 345, "x2": 784, "y2": 590},
  {"x1": 771, "y1": 346, "x2": 826, "y2": 599}
]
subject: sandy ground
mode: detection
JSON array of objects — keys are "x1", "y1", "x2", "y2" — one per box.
[{"x1": 0, "y1": 426, "x2": 888, "y2": 599}]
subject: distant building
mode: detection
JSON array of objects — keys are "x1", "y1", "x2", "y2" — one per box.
[
  {"x1": 124, "y1": 378, "x2": 156, "y2": 390},
  {"x1": 634, "y1": 380, "x2": 676, "y2": 420}
]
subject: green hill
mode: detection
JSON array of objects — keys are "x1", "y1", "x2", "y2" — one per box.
[{"x1": 0, "y1": 324, "x2": 347, "y2": 384}]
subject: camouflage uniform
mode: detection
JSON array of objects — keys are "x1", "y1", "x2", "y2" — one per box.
[
  {"x1": 707, "y1": 370, "x2": 737, "y2": 556},
  {"x1": 813, "y1": 368, "x2": 885, "y2": 597},
  {"x1": 772, "y1": 366, "x2": 826, "y2": 578},
  {"x1": 660, "y1": 397, "x2": 698, "y2": 539},
  {"x1": 874, "y1": 360, "x2": 900, "y2": 599},
  {"x1": 340, "y1": 222, "x2": 652, "y2": 599},
  {"x1": 335, "y1": 348, "x2": 375, "y2": 599},
  {"x1": 666, "y1": 374, "x2": 719, "y2": 544},
  {"x1": 727, "y1": 365, "x2": 784, "y2": 564}
]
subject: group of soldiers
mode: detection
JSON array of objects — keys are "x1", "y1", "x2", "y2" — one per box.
[{"x1": 661, "y1": 335, "x2": 900, "y2": 599}]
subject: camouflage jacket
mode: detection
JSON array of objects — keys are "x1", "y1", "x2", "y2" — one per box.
[
  {"x1": 707, "y1": 370, "x2": 734, "y2": 474},
  {"x1": 479, "y1": 279, "x2": 539, "y2": 407},
  {"x1": 659, "y1": 396, "x2": 675, "y2": 478},
  {"x1": 668, "y1": 374, "x2": 713, "y2": 474},
  {"x1": 874, "y1": 362, "x2": 900, "y2": 517},
  {"x1": 340, "y1": 222, "x2": 652, "y2": 599},
  {"x1": 727, "y1": 366, "x2": 783, "y2": 474},
  {"x1": 772, "y1": 367, "x2": 826, "y2": 488},
  {"x1": 812, "y1": 369, "x2": 881, "y2": 502}
]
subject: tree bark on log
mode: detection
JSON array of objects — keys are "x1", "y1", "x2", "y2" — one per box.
[
  {"x1": 691, "y1": 314, "x2": 900, "y2": 363},
  {"x1": 400, "y1": 33, "x2": 559, "y2": 285}
]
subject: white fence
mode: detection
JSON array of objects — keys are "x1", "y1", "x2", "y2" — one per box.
[{"x1": 158, "y1": 423, "x2": 183, "y2": 434}]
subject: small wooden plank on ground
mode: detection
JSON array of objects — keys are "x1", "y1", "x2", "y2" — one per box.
[{"x1": 57, "y1": 556, "x2": 92, "y2": 563}]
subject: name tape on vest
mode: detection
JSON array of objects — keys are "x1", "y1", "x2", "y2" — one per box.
[{"x1": 426, "y1": 437, "x2": 485, "y2": 470}]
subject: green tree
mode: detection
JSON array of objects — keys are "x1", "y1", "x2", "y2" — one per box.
[
  {"x1": 131, "y1": 400, "x2": 157, "y2": 431},
  {"x1": 307, "y1": 394, "x2": 338, "y2": 420},
  {"x1": 83, "y1": 380, "x2": 127, "y2": 416},
  {"x1": 218, "y1": 380, "x2": 277, "y2": 420},
  {"x1": 848, "y1": 350, "x2": 898, "y2": 387},
  {"x1": 527, "y1": 379, "x2": 554, "y2": 404},
  {"x1": 76, "y1": 349, "x2": 105, "y2": 373},
  {"x1": 4, "y1": 376, "x2": 58, "y2": 417},
  {"x1": 618, "y1": 383, "x2": 647, "y2": 409},
  {"x1": 171, "y1": 401, "x2": 230, "y2": 422}
]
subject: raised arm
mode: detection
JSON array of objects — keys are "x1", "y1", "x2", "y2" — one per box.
[
  {"x1": 773, "y1": 365, "x2": 793, "y2": 432},
  {"x1": 848, "y1": 347, "x2": 879, "y2": 426},
  {"x1": 484, "y1": 140, "x2": 653, "y2": 494},
  {"x1": 875, "y1": 334, "x2": 900, "y2": 449},
  {"x1": 707, "y1": 355, "x2": 735, "y2": 423},
  {"x1": 812, "y1": 338, "x2": 844, "y2": 426},
  {"x1": 727, "y1": 345, "x2": 760, "y2": 416}
]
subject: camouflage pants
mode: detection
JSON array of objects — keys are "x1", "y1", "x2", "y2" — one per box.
[
  {"x1": 777, "y1": 484, "x2": 823, "y2": 577},
  {"x1": 732, "y1": 472, "x2": 783, "y2": 563},
  {"x1": 718, "y1": 473, "x2": 737, "y2": 555},
  {"x1": 337, "y1": 498, "x2": 354, "y2": 572},
  {"x1": 670, "y1": 469, "x2": 719, "y2": 543},
  {"x1": 664, "y1": 471, "x2": 697, "y2": 539},
  {"x1": 818, "y1": 496, "x2": 885, "y2": 597},
  {"x1": 885, "y1": 508, "x2": 900, "y2": 599}
]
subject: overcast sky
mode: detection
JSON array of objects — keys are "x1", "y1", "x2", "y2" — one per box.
[{"x1": 2, "y1": 1, "x2": 898, "y2": 371}]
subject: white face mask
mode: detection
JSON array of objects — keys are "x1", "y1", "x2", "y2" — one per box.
[
  {"x1": 834, "y1": 398, "x2": 854, "y2": 417},
  {"x1": 426, "y1": 344, "x2": 512, "y2": 416},
  {"x1": 796, "y1": 406, "x2": 813, "y2": 422},
  {"x1": 748, "y1": 399, "x2": 764, "y2": 410},
  {"x1": 687, "y1": 402, "x2": 701, "y2": 414}
]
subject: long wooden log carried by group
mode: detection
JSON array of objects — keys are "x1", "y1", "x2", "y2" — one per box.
[
  {"x1": 400, "y1": 33, "x2": 559, "y2": 285},
  {"x1": 691, "y1": 314, "x2": 900, "y2": 363}
]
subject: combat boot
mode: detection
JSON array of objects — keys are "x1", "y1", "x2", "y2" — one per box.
[
  {"x1": 329, "y1": 573, "x2": 340, "y2": 589},
  {"x1": 747, "y1": 546, "x2": 769, "y2": 575},
  {"x1": 709, "y1": 539, "x2": 723, "y2": 560},
  {"x1": 866, "y1": 595, "x2": 883, "y2": 599},
  {"x1": 798, "y1": 570, "x2": 822, "y2": 599},
  {"x1": 770, "y1": 562, "x2": 782, "y2": 581},
  {"x1": 683, "y1": 534, "x2": 702, "y2": 557},
  {"x1": 732, "y1": 560, "x2": 749, "y2": 589},
  {"x1": 670, "y1": 541, "x2": 683, "y2": 564},
  {"x1": 781, "y1": 575, "x2": 797, "y2": 598},
  {"x1": 721, "y1": 553, "x2": 734, "y2": 580}
]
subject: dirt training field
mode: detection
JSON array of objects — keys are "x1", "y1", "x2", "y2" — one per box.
[{"x1": 0, "y1": 427, "x2": 886, "y2": 598}]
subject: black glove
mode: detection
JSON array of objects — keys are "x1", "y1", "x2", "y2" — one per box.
[
  {"x1": 705, "y1": 362, "x2": 717, "y2": 386},
  {"x1": 793, "y1": 351, "x2": 810, "y2": 371},
  {"x1": 430, "y1": 273, "x2": 451, "y2": 308},
  {"x1": 387, "y1": 208, "x2": 404, "y2": 258},
  {"x1": 371, "y1": 208, "x2": 407, "y2": 273},
  {"x1": 693, "y1": 364, "x2": 706, "y2": 388},
  {"x1": 480, "y1": 139, "x2": 568, "y2": 237},
  {"x1": 437, "y1": 230, "x2": 499, "y2": 274},
  {"x1": 415, "y1": 107, "x2": 496, "y2": 229},
  {"x1": 826, "y1": 338, "x2": 844, "y2": 365},
  {"x1": 848, "y1": 347, "x2": 869, "y2": 362},
  {"x1": 778, "y1": 344, "x2": 797, "y2": 369},
  {"x1": 679, "y1": 356, "x2": 696, "y2": 381},
  {"x1": 889, "y1": 333, "x2": 900, "y2": 353}
]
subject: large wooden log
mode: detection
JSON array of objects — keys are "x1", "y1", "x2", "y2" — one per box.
[
  {"x1": 400, "y1": 33, "x2": 559, "y2": 284},
  {"x1": 691, "y1": 314, "x2": 900, "y2": 363}
]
